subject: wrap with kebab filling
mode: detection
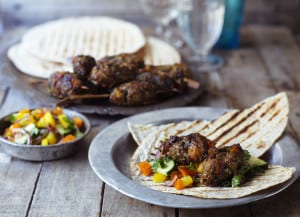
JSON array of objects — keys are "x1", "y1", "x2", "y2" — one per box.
[{"x1": 129, "y1": 92, "x2": 296, "y2": 199}]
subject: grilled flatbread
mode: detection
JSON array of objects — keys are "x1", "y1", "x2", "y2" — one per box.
[
  {"x1": 128, "y1": 120, "x2": 208, "y2": 146},
  {"x1": 129, "y1": 93, "x2": 294, "y2": 199},
  {"x1": 21, "y1": 17, "x2": 146, "y2": 64},
  {"x1": 8, "y1": 36, "x2": 180, "y2": 79},
  {"x1": 131, "y1": 164, "x2": 295, "y2": 199},
  {"x1": 129, "y1": 92, "x2": 289, "y2": 158}
]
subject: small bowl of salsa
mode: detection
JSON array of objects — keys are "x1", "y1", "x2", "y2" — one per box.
[{"x1": 0, "y1": 107, "x2": 90, "y2": 161}]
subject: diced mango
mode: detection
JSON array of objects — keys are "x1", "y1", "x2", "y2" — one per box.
[
  {"x1": 18, "y1": 114, "x2": 30, "y2": 126},
  {"x1": 152, "y1": 173, "x2": 167, "y2": 183},
  {"x1": 41, "y1": 138, "x2": 49, "y2": 146},
  {"x1": 180, "y1": 175, "x2": 193, "y2": 187},
  {"x1": 19, "y1": 108, "x2": 30, "y2": 114},
  {"x1": 46, "y1": 132, "x2": 57, "y2": 144},
  {"x1": 197, "y1": 162, "x2": 204, "y2": 173},
  {"x1": 31, "y1": 109, "x2": 44, "y2": 120},
  {"x1": 37, "y1": 112, "x2": 56, "y2": 128}
]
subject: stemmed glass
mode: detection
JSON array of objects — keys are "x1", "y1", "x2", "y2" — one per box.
[
  {"x1": 139, "y1": 0, "x2": 183, "y2": 47},
  {"x1": 176, "y1": 0, "x2": 225, "y2": 72}
]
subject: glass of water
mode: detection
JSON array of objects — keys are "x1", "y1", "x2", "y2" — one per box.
[
  {"x1": 177, "y1": 0, "x2": 225, "y2": 72},
  {"x1": 139, "y1": 0, "x2": 182, "y2": 46}
]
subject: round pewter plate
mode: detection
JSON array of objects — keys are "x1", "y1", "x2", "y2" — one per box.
[{"x1": 88, "y1": 107, "x2": 300, "y2": 208}]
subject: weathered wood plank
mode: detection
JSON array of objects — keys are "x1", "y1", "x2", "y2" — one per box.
[
  {"x1": 27, "y1": 126, "x2": 105, "y2": 217},
  {"x1": 287, "y1": 92, "x2": 300, "y2": 141},
  {"x1": 0, "y1": 160, "x2": 41, "y2": 217},
  {"x1": 221, "y1": 48, "x2": 276, "y2": 108},
  {"x1": 251, "y1": 182, "x2": 300, "y2": 217},
  {"x1": 101, "y1": 185, "x2": 175, "y2": 217},
  {"x1": 0, "y1": 74, "x2": 42, "y2": 217},
  {"x1": 245, "y1": 26, "x2": 300, "y2": 90},
  {"x1": 179, "y1": 205, "x2": 251, "y2": 217},
  {"x1": 244, "y1": 26, "x2": 300, "y2": 140}
]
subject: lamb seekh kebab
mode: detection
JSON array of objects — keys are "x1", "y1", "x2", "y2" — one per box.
[{"x1": 49, "y1": 54, "x2": 199, "y2": 106}]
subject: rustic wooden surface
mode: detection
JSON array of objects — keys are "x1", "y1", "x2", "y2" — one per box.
[{"x1": 0, "y1": 23, "x2": 300, "y2": 217}]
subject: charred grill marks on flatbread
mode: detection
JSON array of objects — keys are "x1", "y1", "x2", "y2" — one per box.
[
  {"x1": 175, "y1": 120, "x2": 205, "y2": 135},
  {"x1": 129, "y1": 93, "x2": 294, "y2": 199},
  {"x1": 212, "y1": 102, "x2": 265, "y2": 142},
  {"x1": 269, "y1": 110, "x2": 280, "y2": 121},
  {"x1": 129, "y1": 92, "x2": 288, "y2": 159},
  {"x1": 213, "y1": 97, "x2": 284, "y2": 149},
  {"x1": 207, "y1": 110, "x2": 241, "y2": 137},
  {"x1": 217, "y1": 120, "x2": 259, "y2": 148}
]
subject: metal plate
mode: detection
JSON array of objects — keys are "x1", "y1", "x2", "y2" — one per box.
[
  {"x1": 1, "y1": 38, "x2": 203, "y2": 116},
  {"x1": 88, "y1": 107, "x2": 300, "y2": 208},
  {"x1": 0, "y1": 108, "x2": 91, "y2": 161}
]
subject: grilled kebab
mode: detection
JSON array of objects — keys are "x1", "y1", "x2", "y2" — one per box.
[{"x1": 49, "y1": 54, "x2": 198, "y2": 106}]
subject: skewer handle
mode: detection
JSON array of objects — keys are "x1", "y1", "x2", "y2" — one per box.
[
  {"x1": 184, "y1": 78, "x2": 200, "y2": 89},
  {"x1": 56, "y1": 93, "x2": 110, "y2": 107}
]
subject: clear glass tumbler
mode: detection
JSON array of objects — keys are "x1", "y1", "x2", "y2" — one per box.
[
  {"x1": 139, "y1": 0, "x2": 183, "y2": 46},
  {"x1": 177, "y1": 0, "x2": 225, "y2": 72}
]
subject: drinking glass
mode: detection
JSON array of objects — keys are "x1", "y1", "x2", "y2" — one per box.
[
  {"x1": 139, "y1": 0, "x2": 183, "y2": 47},
  {"x1": 177, "y1": 0, "x2": 225, "y2": 72}
]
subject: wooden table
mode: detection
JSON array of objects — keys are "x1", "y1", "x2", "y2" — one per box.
[{"x1": 0, "y1": 24, "x2": 300, "y2": 217}]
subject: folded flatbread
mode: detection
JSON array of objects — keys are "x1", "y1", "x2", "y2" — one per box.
[
  {"x1": 129, "y1": 92, "x2": 295, "y2": 199},
  {"x1": 129, "y1": 92, "x2": 289, "y2": 158},
  {"x1": 131, "y1": 165, "x2": 295, "y2": 199}
]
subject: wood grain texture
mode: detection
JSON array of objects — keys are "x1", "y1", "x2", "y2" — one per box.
[
  {"x1": 27, "y1": 126, "x2": 105, "y2": 217},
  {"x1": 0, "y1": 160, "x2": 41, "y2": 217},
  {"x1": 0, "y1": 71, "x2": 42, "y2": 217},
  {"x1": 251, "y1": 182, "x2": 300, "y2": 217},
  {"x1": 243, "y1": 26, "x2": 300, "y2": 139},
  {"x1": 179, "y1": 205, "x2": 251, "y2": 217},
  {"x1": 220, "y1": 48, "x2": 275, "y2": 108},
  {"x1": 101, "y1": 185, "x2": 175, "y2": 217},
  {"x1": 243, "y1": 0, "x2": 300, "y2": 33}
]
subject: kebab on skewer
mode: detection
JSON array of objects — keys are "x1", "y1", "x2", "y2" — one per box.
[
  {"x1": 50, "y1": 54, "x2": 142, "y2": 98},
  {"x1": 89, "y1": 53, "x2": 144, "y2": 90},
  {"x1": 49, "y1": 54, "x2": 199, "y2": 106},
  {"x1": 57, "y1": 80, "x2": 159, "y2": 107}
]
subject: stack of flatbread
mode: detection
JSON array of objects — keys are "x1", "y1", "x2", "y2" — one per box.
[
  {"x1": 129, "y1": 92, "x2": 296, "y2": 199},
  {"x1": 8, "y1": 16, "x2": 181, "y2": 79}
]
